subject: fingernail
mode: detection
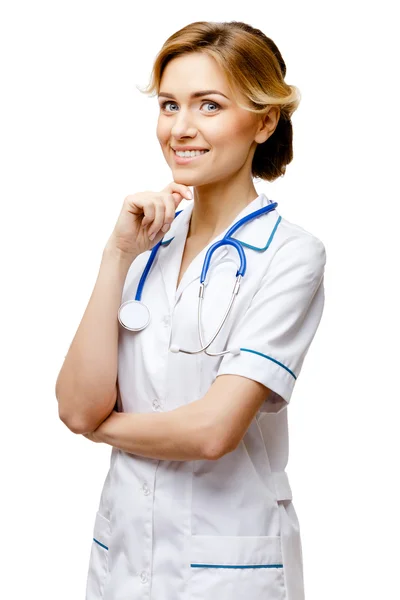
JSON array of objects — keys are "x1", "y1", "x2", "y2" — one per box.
[
  {"x1": 186, "y1": 190, "x2": 192, "y2": 199},
  {"x1": 149, "y1": 232, "x2": 156, "y2": 241},
  {"x1": 161, "y1": 224, "x2": 170, "y2": 232}
]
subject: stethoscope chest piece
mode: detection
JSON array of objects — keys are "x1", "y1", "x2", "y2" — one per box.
[{"x1": 118, "y1": 300, "x2": 150, "y2": 331}]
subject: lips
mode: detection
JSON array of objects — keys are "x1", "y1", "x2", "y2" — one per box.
[
  {"x1": 172, "y1": 147, "x2": 210, "y2": 166},
  {"x1": 173, "y1": 148, "x2": 209, "y2": 153}
]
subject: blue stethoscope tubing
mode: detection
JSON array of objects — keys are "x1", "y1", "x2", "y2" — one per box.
[{"x1": 118, "y1": 201, "x2": 278, "y2": 356}]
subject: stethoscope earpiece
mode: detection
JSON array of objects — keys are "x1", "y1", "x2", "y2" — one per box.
[{"x1": 230, "y1": 347, "x2": 241, "y2": 356}]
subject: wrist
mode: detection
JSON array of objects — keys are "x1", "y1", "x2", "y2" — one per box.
[
  {"x1": 102, "y1": 246, "x2": 139, "y2": 275},
  {"x1": 103, "y1": 243, "x2": 138, "y2": 263}
]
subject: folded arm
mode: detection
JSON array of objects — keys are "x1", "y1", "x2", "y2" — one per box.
[{"x1": 81, "y1": 374, "x2": 270, "y2": 461}]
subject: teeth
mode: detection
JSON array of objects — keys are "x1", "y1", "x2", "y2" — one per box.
[{"x1": 175, "y1": 149, "x2": 208, "y2": 157}]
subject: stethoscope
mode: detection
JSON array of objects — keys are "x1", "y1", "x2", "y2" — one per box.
[{"x1": 118, "y1": 201, "x2": 278, "y2": 356}]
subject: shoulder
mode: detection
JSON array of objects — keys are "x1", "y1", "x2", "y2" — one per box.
[
  {"x1": 251, "y1": 212, "x2": 327, "y2": 291},
  {"x1": 272, "y1": 214, "x2": 327, "y2": 270}
]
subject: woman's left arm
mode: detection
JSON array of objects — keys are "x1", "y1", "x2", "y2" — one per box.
[
  {"x1": 81, "y1": 402, "x2": 216, "y2": 462},
  {"x1": 81, "y1": 372, "x2": 270, "y2": 462}
]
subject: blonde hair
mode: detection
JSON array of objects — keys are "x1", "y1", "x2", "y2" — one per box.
[{"x1": 138, "y1": 21, "x2": 301, "y2": 181}]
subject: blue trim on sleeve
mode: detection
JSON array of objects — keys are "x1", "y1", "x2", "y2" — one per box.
[
  {"x1": 240, "y1": 348, "x2": 297, "y2": 380},
  {"x1": 93, "y1": 538, "x2": 109, "y2": 550},
  {"x1": 191, "y1": 563, "x2": 283, "y2": 569}
]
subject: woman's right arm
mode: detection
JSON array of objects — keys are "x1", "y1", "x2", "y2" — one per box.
[
  {"x1": 55, "y1": 245, "x2": 137, "y2": 434},
  {"x1": 54, "y1": 182, "x2": 192, "y2": 435}
]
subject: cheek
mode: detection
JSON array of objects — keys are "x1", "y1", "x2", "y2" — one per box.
[
  {"x1": 228, "y1": 119, "x2": 255, "y2": 142},
  {"x1": 208, "y1": 116, "x2": 254, "y2": 148},
  {"x1": 156, "y1": 119, "x2": 168, "y2": 143}
]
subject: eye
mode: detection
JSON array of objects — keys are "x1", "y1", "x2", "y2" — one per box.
[
  {"x1": 160, "y1": 100, "x2": 221, "y2": 113},
  {"x1": 201, "y1": 101, "x2": 221, "y2": 112},
  {"x1": 160, "y1": 101, "x2": 178, "y2": 112}
]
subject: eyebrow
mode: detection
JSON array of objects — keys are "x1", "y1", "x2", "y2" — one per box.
[{"x1": 158, "y1": 90, "x2": 230, "y2": 100}]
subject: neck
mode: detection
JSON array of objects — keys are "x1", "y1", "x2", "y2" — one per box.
[{"x1": 188, "y1": 176, "x2": 259, "y2": 241}]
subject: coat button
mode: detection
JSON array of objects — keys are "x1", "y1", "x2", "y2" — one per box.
[
  {"x1": 152, "y1": 399, "x2": 161, "y2": 411},
  {"x1": 140, "y1": 571, "x2": 148, "y2": 583},
  {"x1": 142, "y1": 483, "x2": 150, "y2": 495},
  {"x1": 162, "y1": 315, "x2": 170, "y2": 327}
]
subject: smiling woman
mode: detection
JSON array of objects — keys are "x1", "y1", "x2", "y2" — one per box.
[
  {"x1": 78, "y1": 20, "x2": 326, "y2": 600},
  {"x1": 153, "y1": 50, "x2": 284, "y2": 201},
  {"x1": 140, "y1": 21, "x2": 300, "y2": 184}
]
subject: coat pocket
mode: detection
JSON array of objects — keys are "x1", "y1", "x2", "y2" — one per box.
[
  {"x1": 187, "y1": 534, "x2": 286, "y2": 600},
  {"x1": 85, "y1": 511, "x2": 111, "y2": 600}
]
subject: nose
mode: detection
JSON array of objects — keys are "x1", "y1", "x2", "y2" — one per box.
[{"x1": 170, "y1": 108, "x2": 197, "y2": 138}]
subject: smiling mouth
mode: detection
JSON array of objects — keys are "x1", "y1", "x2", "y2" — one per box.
[
  {"x1": 171, "y1": 148, "x2": 210, "y2": 165},
  {"x1": 172, "y1": 149, "x2": 210, "y2": 155}
]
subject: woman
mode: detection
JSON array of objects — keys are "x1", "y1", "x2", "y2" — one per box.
[{"x1": 55, "y1": 20, "x2": 326, "y2": 600}]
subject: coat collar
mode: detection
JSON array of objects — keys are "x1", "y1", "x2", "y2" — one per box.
[{"x1": 156, "y1": 192, "x2": 281, "y2": 310}]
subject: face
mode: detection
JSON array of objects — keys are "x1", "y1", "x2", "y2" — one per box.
[{"x1": 156, "y1": 52, "x2": 276, "y2": 187}]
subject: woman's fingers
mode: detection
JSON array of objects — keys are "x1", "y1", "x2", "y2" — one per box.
[
  {"x1": 141, "y1": 201, "x2": 156, "y2": 228},
  {"x1": 163, "y1": 182, "x2": 192, "y2": 201},
  {"x1": 139, "y1": 183, "x2": 192, "y2": 241},
  {"x1": 147, "y1": 200, "x2": 166, "y2": 240},
  {"x1": 161, "y1": 194, "x2": 178, "y2": 232}
]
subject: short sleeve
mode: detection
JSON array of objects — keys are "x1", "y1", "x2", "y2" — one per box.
[{"x1": 216, "y1": 235, "x2": 327, "y2": 414}]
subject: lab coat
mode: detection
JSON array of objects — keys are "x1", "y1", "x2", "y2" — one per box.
[{"x1": 85, "y1": 192, "x2": 326, "y2": 600}]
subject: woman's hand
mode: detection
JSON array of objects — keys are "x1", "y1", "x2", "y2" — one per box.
[{"x1": 104, "y1": 181, "x2": 193, "y2": 259}]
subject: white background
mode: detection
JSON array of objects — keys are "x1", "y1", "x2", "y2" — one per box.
[{"x1": 1, "y1": 1, "x2": 399, "y2": 598}]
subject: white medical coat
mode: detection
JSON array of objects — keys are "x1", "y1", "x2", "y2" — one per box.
[{"x1": 85, "y1": 192, "x2": 326, "y2": 600}]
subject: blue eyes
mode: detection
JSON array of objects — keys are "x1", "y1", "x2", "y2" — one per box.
[{"x1": 160, "y1": 100, "x2": 221, "y2": 113}]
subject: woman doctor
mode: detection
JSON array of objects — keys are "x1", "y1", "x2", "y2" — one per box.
[{"x1": 55, "y1": 20, "x2": 327, "y2": 600}]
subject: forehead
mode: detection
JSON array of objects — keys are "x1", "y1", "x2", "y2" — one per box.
[{"x1": 160, "y1": 53, "x2": 231, "y2": 96}]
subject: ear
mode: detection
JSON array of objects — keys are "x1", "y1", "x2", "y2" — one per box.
[{"x1": 254, "y1": 106, "x2": 281, "y2": 144}]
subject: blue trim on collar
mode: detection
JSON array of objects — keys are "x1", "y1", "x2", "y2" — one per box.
[
  {"x1": 160, "y1": 215, "x2": 282, "y2": 250},
  {"x1": 238, "y1": 215, "x2": 281, "y2": 251}
]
